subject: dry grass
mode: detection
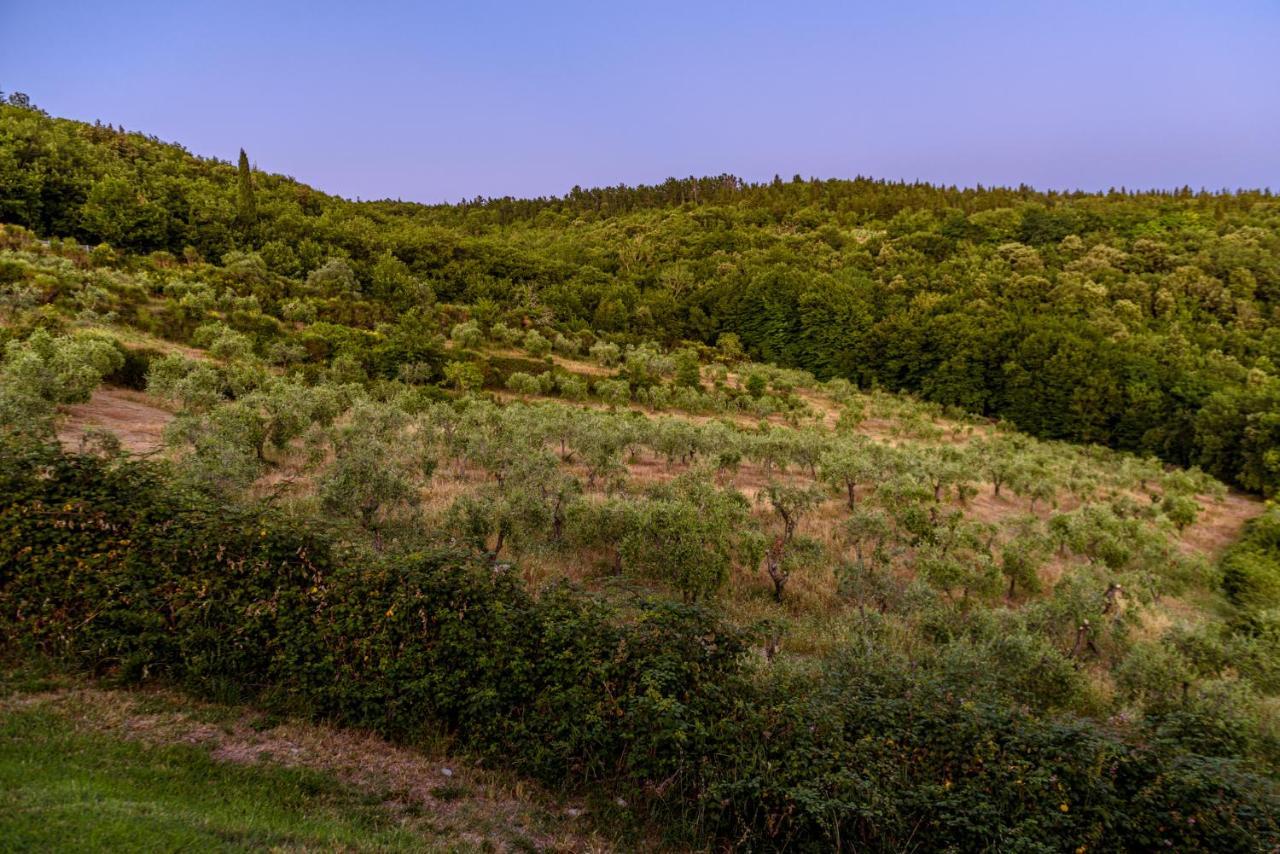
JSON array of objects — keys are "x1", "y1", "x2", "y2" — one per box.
[
  {"x1": 50, "y1": 371, "x2": 1264, "y2": 633},
  {"x1": 57, "y1": 386, "x2": 174, "y2": 454}
]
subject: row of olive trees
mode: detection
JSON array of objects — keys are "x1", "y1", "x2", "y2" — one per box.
[{"x1": 100, "y1": 324, "x2": 1226, "y2": 607}]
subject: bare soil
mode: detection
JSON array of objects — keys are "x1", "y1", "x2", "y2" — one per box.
[{"x1": 58, "y1": 387, "x2": 173, "y2": 454}]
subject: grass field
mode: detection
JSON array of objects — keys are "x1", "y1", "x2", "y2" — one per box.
[
  {"x1": 0, "y1": 668, "x2": 612, "y2": 853},
  {"x1": 1, "y1": 710, "x2": 453, "y2": 851}
]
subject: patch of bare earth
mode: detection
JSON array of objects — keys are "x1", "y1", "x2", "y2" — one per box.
[
  {"x1": 1, "y1": 684, "x2": 617, "y2": 853},
  {"x1": 57, "y1": 387, "x2": 173, "y2": 454},
  {"x1": 1179, "y1": 489, "x2": 1263, "y2": 560}
]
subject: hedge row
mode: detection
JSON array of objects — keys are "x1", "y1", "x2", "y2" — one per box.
[{"x1": 2, "y1": 439, "x2": 1277, "y2": 850}]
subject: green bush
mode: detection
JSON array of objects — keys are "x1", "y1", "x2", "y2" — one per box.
[
  {"x1": 2, "y1": 439, "x2": 1277, "y2": 850},
  {"x1": 1222, "y1": 509, "x2": 1280, "y2": 612}
]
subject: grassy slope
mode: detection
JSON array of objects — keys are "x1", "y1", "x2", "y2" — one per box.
[
  {"x1": 0, "y1": 667, "x2": 615, "y2": 853},
  {"x1": 1, "y1": 713, "x2": 433, "y2": 852}
]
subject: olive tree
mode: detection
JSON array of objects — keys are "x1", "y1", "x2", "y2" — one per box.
[
  {"x1": 761, "y1": 482, "x2": 824, "y2": 602},
  {"x1": 621, "y1": 475, "x2": 756, "y2": 602},
  {"x1": 820, "y1": 436, "x2": 890, "y2": 509},
  {"x1": 450, "y1": 320, "x2": 484, "y2": 349},
  {"x1": 1162, "y1": 494, "x2": 1201, "y2": 533},
  {"x1": 318, "y1": 401, "x2": 432, "y2": 551},
  {"x1": 589, "y1": 339, "x2": 621, "y2": 366},
  {"x1": 0, "y1": 330, "x2": 124, "y2": 439},
  {"x1": 505, "y1": 371, "x2": 541, "y2": 396},
  {"x1": 1001, "y1": 533, "x2": 1047, "y2": 599},
  {"x1": 522, "y1": 329, "x2": 552, "y2": 359},
  {"x1": 595, "y1": 378, "x2": 631, "y2": 409}
]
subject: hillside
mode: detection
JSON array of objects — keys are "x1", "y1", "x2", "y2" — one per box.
[
  {"x1": 3, "y1": 99, "x2": 1280, "y2": 850},
  {"x1": 2, "y1": 102, "x2": 1279, "y2": 496}
]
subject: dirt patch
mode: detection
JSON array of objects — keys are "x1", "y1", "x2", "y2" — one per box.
[
  {"x1": 1179, "y1": 489, "x2": 1263, "y2": 560},
  {"x1": 58, "y1": 387, "x2": 173, "y2": 454}
]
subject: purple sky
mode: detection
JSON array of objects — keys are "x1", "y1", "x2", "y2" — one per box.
[{"x1": 3, "y1": 1, "x2": 1278, "y2": 202}]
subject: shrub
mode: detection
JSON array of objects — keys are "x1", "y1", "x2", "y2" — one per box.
[
  {"x1": 522, "y1": 329, "x2": 551, "y2": 359},
  {"x1": 1222, "y1": 509, "x2": 1280, "y2": 612},
  {"x1": 442, "y1": 360, "x2": 484, "y2": 392},
  {"x1": 2, "y1": 440, "x2": 1277, "y2": 850},
  {"x1": 505, "y1": 371, "x2": 541, "y2": 396}
]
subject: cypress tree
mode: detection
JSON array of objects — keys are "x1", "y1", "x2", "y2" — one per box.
[{"x1": 236, "y1": 148, "x2": 256, "y2": 231}]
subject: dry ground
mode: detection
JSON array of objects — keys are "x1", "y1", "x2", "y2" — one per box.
[
  {"x1": 58, "y1": 387, "x2": 173, "y2": 454},
  {"x1": 55, "y1": 382, "x2": 1264, "y2": 599}
]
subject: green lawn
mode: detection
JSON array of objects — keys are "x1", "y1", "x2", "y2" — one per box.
[{"x1": 0, "y1": 707, "x2": 455, "y2": 852}]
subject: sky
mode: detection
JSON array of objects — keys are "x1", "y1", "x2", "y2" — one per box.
[{"x1": 3, "y1": 1, "x2": 1278, "y2": 203}]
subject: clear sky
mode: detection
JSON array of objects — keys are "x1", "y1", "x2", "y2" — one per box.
[{"x1": 3, "y1": 1, "x2": 1277, "y2": 202}]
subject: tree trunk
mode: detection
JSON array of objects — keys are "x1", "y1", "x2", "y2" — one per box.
[{"x1": 766, "y1": 546, "x2": 787, "y2": 602}]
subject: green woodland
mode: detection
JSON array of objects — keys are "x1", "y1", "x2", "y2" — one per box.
[{"x1": 3, "y1": 97, "x2": 1280, "y2": 850}]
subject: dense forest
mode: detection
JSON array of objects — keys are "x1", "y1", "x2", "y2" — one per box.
[{"x1": 3, "y1": 95, "x2": 1280, "y2": 850}]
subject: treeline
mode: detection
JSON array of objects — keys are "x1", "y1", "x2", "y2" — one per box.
[
  {"x1": 2, "y1": 437, "x2": 1277, "y2": 850},
  {"x1": 1, "y1": 103, "x2": 1279, "y2": 494}
]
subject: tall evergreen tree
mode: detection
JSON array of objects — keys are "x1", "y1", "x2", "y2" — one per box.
[{"x1": 236, "y1": 148, "x2": 256, "y2": 232}]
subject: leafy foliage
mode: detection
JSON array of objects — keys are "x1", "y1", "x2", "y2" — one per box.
[{"x1": 1, "y1": 439, "x2": 1276, "y2": 850}]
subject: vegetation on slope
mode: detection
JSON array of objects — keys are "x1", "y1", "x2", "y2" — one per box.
[
  {"x1": 4, "y1": 94, "x2": 1280, "y2": 849},
  {"x1": 2, "y1": 438, "x2": 1278, "y2": 850},
  {"x1": 2, "y1": 99, "x2": 1280, "y2": 494}
]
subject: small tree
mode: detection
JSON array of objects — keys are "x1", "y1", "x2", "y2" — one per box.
[
  {"x1": 621, "y1": 476, "x2": 754, "y2": 602},
  {"x1": 595, "y1": 378, "x2": 631, "y2": 408},
  {"x1": 1163, "y1": 494, "x2": 1201, "y2": 533},
  {"x1": 834, "y1": 401, "x2": 866, "y2": 434},
  {"x1": 820, "y1": 437, "x2": 889, "y2": 508},
  {"x1": 715, "y1": 332, "x2": 744, "y2": 363},
  {"x1": 505, "y1": 371, "x2": 541, "y2": 396},
  {"x1": 553, "y1": 333, "x2": 580, "y2": 357},
  {"x1": 972, "y1": 437, "x2": 1024, "y2": 498},
  {"x1": 557, "y1": 375, "x2": 588, "y2": 401},
  {"x1": 0, "y1": 330, "x2": 124, "y2": 440},
  {"x1": 236, "y1": 148, "x2": 256, "y2": 231},
  {"x1": 318, "y1": 403, "x2": 430, "y2": 551},
  {"x1": 761, "y1": 482, "x2": 824, "y2": 602},
  {"x1": 566, "y1": 497, "x2": 638, "y2": 574},
  {"x1": 307, "y1": 258, "x2": 360, "y2": 298},
  {"x1": 589, "y1": 340, "x2": 621, "y2": 366},
  {"x1": 450, "y1": 321, "x2": 484, "y2": 349},
  {"x1": 1001, "y1": 535, "x2": 1046, "y2": 599},
  {"x1": 843, "y1": 506, "x2": 895, "y2": 572},
  {"x1": 443, "y1": 360, "x2": 484, "y2": 393},
  {"x1": 673, "y1": 348, "x2": 702, "y2": 388},
  {"x1": 523, "y1": 329, "x2": 552, "y2": 359},
  {"x1": 489, "y1": 321, "x2": 521, "y2": 346}
]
